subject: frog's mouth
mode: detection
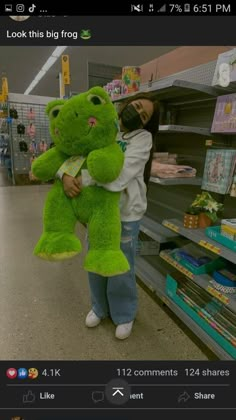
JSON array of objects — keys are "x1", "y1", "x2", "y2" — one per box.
[
  {"x1": 54, "y1": 117, "x2": 97, "y2": 137},
  {"x1": 87, "y1": 117, "x2": 97, "y2": 134}
]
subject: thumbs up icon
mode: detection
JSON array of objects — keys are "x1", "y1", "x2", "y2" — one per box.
[{"x1": 23, "y1": 390, "x2": 36, "y2": 404}]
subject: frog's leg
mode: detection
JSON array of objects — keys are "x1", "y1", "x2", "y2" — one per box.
[
  {"x1": 34, "y1": 180, "x2": 82, "y2": 260},
  {"x1": 74, "y1": 186, "x2": 130, "y2": 276}
]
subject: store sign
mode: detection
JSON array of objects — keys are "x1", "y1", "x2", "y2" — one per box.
[
  {"x1": 62, "y1": 55, "x2": 71, "y2": 85},
  {"x1": 0, "y1": 77, "x2": 9, "y2": 102}
]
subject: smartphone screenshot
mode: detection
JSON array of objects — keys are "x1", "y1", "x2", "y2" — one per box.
[{"x1": 0, "y1": 1, "x2": 236, "y2": 419}]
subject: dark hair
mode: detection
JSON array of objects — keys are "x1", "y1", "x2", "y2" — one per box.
[{"x1": 118, "y1": 92, "x2": 160, "y2": 186}]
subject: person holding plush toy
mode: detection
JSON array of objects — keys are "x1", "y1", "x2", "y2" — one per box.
[
  {"x1": 32, "y1": 87, "x2": 130, "y2": 277},
  {"x1": 62, "y1": 92, "x2": 160, "y2": 340}
]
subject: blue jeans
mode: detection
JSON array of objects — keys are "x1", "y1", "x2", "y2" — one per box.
[{"x1": 88, "y1": 220, "x2": 140, "y2": 325}]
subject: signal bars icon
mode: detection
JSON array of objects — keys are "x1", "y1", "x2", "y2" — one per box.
[{"x1": 157, "y1": 4, "x2": 166, "y2": 12}]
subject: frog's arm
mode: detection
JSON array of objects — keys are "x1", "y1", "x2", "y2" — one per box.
[
  {"x1": 87, "y1": 143, "x2": 124, "y2": 183},
  {"x1": 31, "y1": 147, "x2": 68, "y2": 181}
]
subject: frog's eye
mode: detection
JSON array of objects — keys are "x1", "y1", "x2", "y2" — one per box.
[
  {"x1": 87, "y1": 94, "x2": 106, "y2": 105},
  {"x1": 49, "y1": 105, "x2": 63, "y2": 119}
]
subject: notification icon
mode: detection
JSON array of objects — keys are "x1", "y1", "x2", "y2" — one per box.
[{"x1": 6, "y1": 368, "x2": 17, "y2": 379}]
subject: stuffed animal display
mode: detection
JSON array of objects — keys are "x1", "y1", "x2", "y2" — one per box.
[{"x1": 32, "y1": 86, "x2": 130, "y2": 276}]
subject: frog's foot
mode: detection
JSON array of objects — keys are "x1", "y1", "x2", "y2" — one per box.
[{"x1": 34, "y1": 232, "x2": 82, "y2": 260}]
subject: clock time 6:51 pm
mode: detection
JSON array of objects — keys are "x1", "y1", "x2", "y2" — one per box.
[{"x1": 192, "y1": 4, "x2": 231, "y2": 13}]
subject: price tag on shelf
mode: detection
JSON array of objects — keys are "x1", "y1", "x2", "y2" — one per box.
[
  {"x1": 207, "y1": 286, "x2": 229, "y2": 304},
  {"x1": 160, "y1": 252, "x2": 194, "y2": 280},
  {"x1": 198, "y1": 240, "x2": 221, "y2": 255},
  {"x1": 163, "y1": 221, "x2": 179, "y2": 233},
  {"x1": 176, "y1": 263, "x2": 193, "y2": 279}
]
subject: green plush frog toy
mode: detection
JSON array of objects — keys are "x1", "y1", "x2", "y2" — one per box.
[{"x1": 32, "y1": 86, "x2": 129, "y2": 276}]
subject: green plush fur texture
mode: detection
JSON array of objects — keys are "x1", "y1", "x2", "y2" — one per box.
[{"x1": 32, "y1": 86, "x2": 130, "y2": 276}]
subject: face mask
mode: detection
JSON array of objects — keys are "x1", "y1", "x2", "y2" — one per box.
[{"x1": 120, "y1": 104, "x2": 143, "y2": 131}]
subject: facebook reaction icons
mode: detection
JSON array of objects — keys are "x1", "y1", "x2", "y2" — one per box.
[
  {"x1": 28, "y1": 367, "x2": 39, "y2": 379},
  {"x1": 6, "y1": 367, "x2": 39, "y2": 380},
  {"x1": 6, "y1": 368, "x2": 17, "y2": 379},
  {"x1": 18, "y1": 368, "x2": 28, "y2": 379}
]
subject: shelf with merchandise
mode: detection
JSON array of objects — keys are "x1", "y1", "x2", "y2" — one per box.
[
  {"x1": 112, "y1": 79, "x2": 233, "y2": 105},
  {"x1": 162, "y1": 218, "x2": 236, "y2": 265},
  {"x1": 135, "y1": 255, "x2": 232, "y2": 360},
  {"x1": 150, "y1": 176, "x2": 202, "y2": 186},
  {"x1": 140, "y1": 215, "x2": 179, "y2": 242},
  {"x1": 158, "y1": 124, "x2": 211, "y2": 136},
  {"x1": 166, "y1": 273, "x2": 236, "y2": 359},
  {"x1": 8, "y1": 94, "x2": 53, "y2": 185},
  {"x1": 124, "y1": 62, "x2": 236, "y2": 359},
  {"x1": 159, "y1": 249, "x2": 236, "y2": 313}
]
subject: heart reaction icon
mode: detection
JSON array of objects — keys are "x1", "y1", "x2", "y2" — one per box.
[{"x1": 6, "y1": 368, "x2": 18, "y2": 379}]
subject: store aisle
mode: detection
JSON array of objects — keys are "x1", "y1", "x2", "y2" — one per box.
[{"x1": 0, "y1": 185, "x2": 208, "y2": 360}]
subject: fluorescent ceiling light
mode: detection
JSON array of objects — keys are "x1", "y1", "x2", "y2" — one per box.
[
  {"x1": 25, "y1": 80, "x2": 38, "y2": 94},
  {"x1": 24, "y1": 46, "x2": 68, "y2": 95},
  {"x1": 42, "y1": 56, "x2": 58, "y2": 72},
  {"x1": 52, "y1": 46, "x2": 68, "y2": 58},
  {"x1": 35, "y1": 69, "x2": 46, "y2": 82}
]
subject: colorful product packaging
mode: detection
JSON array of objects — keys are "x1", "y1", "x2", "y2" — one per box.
[{"x1": 122, "y1": 66, "x2": 141, "y2": 94}]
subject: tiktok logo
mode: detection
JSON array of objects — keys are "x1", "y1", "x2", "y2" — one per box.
[{"x1": 29, "y1": 4, "x2": 36, "y2": 13}]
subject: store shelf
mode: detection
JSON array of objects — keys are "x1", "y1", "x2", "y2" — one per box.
[
  {"x1": 150, "y1": 177, "x2": 202, "y2": 186},
  {"x1": 162, "y1": 218, "x2": 236, "y2": 265},
  {"x1": 160, "y1": 250, "x2": 236, "y2": 313},
  {"x1": 140, "y1": 216, "x2": 178, "y2": 242},
  {"x1": 135, "y1": 256, "x2": 232, "y2": 360},
  {"x1": 113, "y1": 79, "x2": 230, "y2": 104},
  {"x1": 136, "y1": 255, "x2": 166, "y2": 295},
  {"x1": 159, "y1": 125, "x2": 211, "y2": 136}
]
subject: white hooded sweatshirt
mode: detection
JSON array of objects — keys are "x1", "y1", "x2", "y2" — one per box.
[{"x1": 82, "y1": 129, "x2": 152, "y2": 222}]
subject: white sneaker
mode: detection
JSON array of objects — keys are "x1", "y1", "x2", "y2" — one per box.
[
  {"x1": 115, "y1": 321, "x2": 134, "y2": 340},
  {"x1": 85, "y1": 310, "x2": 101, "y2": 328}
]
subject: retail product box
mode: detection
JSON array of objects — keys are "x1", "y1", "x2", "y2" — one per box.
[
  {"x1": 137, "y1": 233, "x2": 176, "y2": 256},
  {"x1": 221, "y1": 226, "x2": 236, "y2": 240},
  {"x1": 212, "y1": 270, "x2": 236, "y2": 292},
  {"x1": 201, "y1": 148, "x2": 236, "y2": 193},
  {"x1": 212, "y1": 48, "x2": 236, "y2": 87},
  {"x1": 222, "y1": 219, "x2": 236, "y2": 227},
  {"x1": 136, "y1": 240, "x2": 159, "y2": 256},
  {"x1": 206, "y1": 226, "x2": 236, "y2": 252},
  {"x1": 137, "y1": 230, "x2": 160, "y2": 255},
  {"x1": 165, "y1": 244, "x2": 225, "y2": 275},
  {"x1": 166, "y1": 275, "x2": 236, "y2": 358},
  {"x1": 211, "y1": 94, "x2": 236, "y2": 133},
  {"x1": 221, "y1": 219, "x2": 236, "y2": 240},
  {"x1": 122, "y1": 66, "x2": 141, "y2": 94}
]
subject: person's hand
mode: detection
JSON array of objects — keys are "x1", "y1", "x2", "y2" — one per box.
[
  {"x1": 29, "y1": 171, "x2": 39, "y2": 181},
  {"x1": 62, "y1": 174, "x2": 82, "y2": 198}
]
